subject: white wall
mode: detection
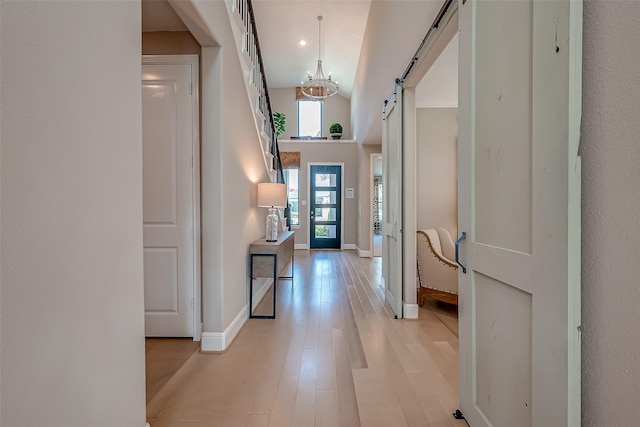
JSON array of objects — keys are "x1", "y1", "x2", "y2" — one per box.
[
  {"x1": 179, "y1": 1, "x2": 272, "y2": 336},
  {"x1": 269, "y1": 88, "x2": 351, "y2": 139},
  {"x1": 278, "y1": 141, "x2": 358, "y2": 248},
  {"x1": 270, "y1": 90, "x2": 355, "y2": 249},
  {"x1": 351, "y1": 1, "x2": 443, "y2": 146},
  {"x1": 581, "y1": 1, "x2": 640, "y2": 425},
  {"x1": 142, "y1": 31, "x2": 201, "y2": 55},
  {"x1": 416, "y1": 108, "x2": 458, "y2": 238},
  {"x1": 415, "y1": 34, "x2": 459, "y2": 109},
  {"x1": 271, "y1": 87, "x2": 378, "y2": 255},
  {"x1": 0, "y1": 2, "x2": 146, "y2": 425}
]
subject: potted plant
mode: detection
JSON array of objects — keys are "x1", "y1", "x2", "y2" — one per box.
[
  {"x1": 329, "y1": 123, "x2": 343, "y2": 140},
  {"x1": 273, "y1": 112, "x2": 286, "y2": 139}
]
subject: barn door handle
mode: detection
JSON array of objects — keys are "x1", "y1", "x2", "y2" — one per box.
[{"x1": 455, "y1": 232, "x2": 467, "y2": 274}]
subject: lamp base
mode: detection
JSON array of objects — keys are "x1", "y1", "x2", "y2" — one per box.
[{"x1": 265, "y1": 207, "x2": 279, "y2": 242}]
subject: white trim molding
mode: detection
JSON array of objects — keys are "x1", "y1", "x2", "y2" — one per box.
[
  {"x1": 294, "y1": 243, "x2": 309, "y2": 250},
  {"x1": 404, "y1": 303, "x2": 419, "y2": 319},
  {"x1": 357, "y1": 246, "x2": 372, "y2": 258},
  {"x1": 201, "y1": 305, "x2": 247, "y2": 352},
  {"x1": 343, "y1": 243, "x2": 356, "y2": 250}
]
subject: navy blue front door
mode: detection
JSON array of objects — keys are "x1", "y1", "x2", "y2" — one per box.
[{"x1": 309, "y1": 165, "x2": 341, "y2": 249}]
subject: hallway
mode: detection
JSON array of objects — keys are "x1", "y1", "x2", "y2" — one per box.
[{"x1": 147, "y1": 250, "x2": 465, "y2": 427}]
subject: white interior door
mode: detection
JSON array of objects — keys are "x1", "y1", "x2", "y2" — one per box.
[
  {"x1": 457, "y1": 0, "x2": 581, "y2": 425},
  {"x1": 382, "y1": 85, "x2": 403, "y2": 318},
  {"x1": 142, "y1": 58, "x2": 196, "y2": 337}
]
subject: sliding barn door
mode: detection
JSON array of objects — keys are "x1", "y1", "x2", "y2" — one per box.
[
  {"x1": 457, "y1": 0, "x2": 582, "y2": 425},
  {"x1": 382, "y1": 84, "x2": 403, "y2": 319}
]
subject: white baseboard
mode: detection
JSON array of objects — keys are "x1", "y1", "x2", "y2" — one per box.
[
  {"x1": 404, "y1": 303, "x2": 419, "y2": 319},
  {"x1": 357, "y1": 246, "x2": 372, "y2": 258},
  {"x1": 294, "y1": 243, "x2": 309, "y2": 250},
  {"x1": 343, "y1": 243, "x2": 356, "y2": 250},
  {"x1": 201, "y1": 305, "x2": 247, "y2": 352}
]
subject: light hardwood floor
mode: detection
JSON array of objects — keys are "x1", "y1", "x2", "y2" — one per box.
[
  {"x1": 146, "y1": 250, "x2": 467, "y2": 427},
  {"x1": 146, "y1": 338, "x2": 200, "y2": 403}
]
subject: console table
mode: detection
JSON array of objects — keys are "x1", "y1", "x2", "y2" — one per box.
[{"x1": 249, "y1": 231, "x2": 294, "y2": 319}]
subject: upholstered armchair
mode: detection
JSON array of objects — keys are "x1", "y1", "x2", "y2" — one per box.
[{"x1": 416, "y1": 228, "x2": 458, "y2": 305}]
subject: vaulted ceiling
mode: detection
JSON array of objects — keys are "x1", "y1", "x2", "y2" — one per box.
[
  {"x1": 251, "y1": 1, "x2": 371, "y2": 98},
  {"x1": 251, "y1": 1, "x2": 458, "y2": 106},
  {"x1": 142, "y1": 0, "x2": 457, "y2": 115}
]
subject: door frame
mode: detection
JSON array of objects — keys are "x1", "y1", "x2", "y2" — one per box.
[
  {"x1": 397, "y1": 0, "x2": 458, "y2": 320},
  {"x1": 307, "y1": 162, "x2": 345, "y2": 249},
  {"x1": 142, "y1": 54, "x2": 202, "y2": 341},
  {"x1": 369, "y1": 153, "x2": 382, "y2": 258}
]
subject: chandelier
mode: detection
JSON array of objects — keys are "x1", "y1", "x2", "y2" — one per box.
[{"x1": 301, "y1": 16, "x2": 339, "y2": 100}]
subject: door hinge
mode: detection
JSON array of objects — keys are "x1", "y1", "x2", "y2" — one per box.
[
  {"x1": 191, "y1": 298, "x2": 194, "y2": 310},
  {"x1": 190, "y1": 156, "x2": 193, "y2": 167},
  {"x1": 453, "y1": 409, "x2": 465, "y2": 420},
  {"x1": 189, "y1": 83, "x2": 193, "y2": 95}
]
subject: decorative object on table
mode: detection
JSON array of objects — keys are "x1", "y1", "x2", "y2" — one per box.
[
  {"x1": 257, "y1": 183, "x2": 287, "y2": 242},
  {"x1": 301, "y1": 16, "x2": 339, "y2": 100},
  {"x1": 273, "y1": 112, "x2": 286, "y2": 138},
  {"x1": 329, "y1": 123, "x2": 343, "y2": 140}
]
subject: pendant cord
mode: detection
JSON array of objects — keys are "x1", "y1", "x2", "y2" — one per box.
[{"x1": 317, "y1": 16, "x2": 322, "y2": 62}]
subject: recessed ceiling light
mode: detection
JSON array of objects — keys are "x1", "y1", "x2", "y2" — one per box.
[{"x1": 299, "y1": 40, "x2": 306, "y2": 46}]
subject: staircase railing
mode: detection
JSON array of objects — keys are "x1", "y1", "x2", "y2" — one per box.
[{"x1": 232, "y1": 0, "x2": 285, "y2": 184}]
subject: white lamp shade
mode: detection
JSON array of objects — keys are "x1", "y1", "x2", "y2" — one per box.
[{"x1": 257, "y1": 183, "x2": 287, "y2": 208}]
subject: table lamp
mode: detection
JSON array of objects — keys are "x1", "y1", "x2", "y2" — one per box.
[{"x1": 257, "y1": 183, "x2": 287, "y2": 242}]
